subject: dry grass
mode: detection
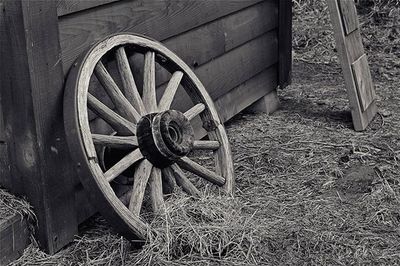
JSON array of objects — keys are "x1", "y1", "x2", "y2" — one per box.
[
  {"x1": 0, "y1": 189, "x2": 34, "y2": 221},
  {"x1": 5, "y1": 1, "x2": 400, "y2": 265}
]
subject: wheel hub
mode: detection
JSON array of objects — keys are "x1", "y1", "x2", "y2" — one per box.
[{"x1": 136, "y1": 110, "x2": 195, "y2": 168}]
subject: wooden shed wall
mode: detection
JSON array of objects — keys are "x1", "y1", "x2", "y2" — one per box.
[{"x1": 0, "y1": 0, "x2": 288, "y2": 254}]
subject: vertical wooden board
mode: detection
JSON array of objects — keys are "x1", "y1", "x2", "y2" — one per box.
[
  {"x1": 278, "y1": 0, "x2": 292, "y2": 88},
  {"x1": 0, "y1": 144, "x2": 12, "y2": 190},
  {"x1": 4, "y1": 0, "x2": 78, "y2": 253},
  {"x1": 0, "y1": 0, "x2": 14, "y2": 191},
  {"x1": 0, "y1": 97, "x2": 4, "y2": 142},
  {"x1": 57, "y1": 0, "x2": 120, "y2": 16},
  {"x1": 352, "y1": 54, "x2": 376, "y2": 111},
  {"x1": 327, "y1": 0, "x2": 377, "y2": 131},
  {"x1": 338, "y1": 0, "x2": 359, "y2": 35},
  {"x1": 0, "y1": 215, "x2": 30, "y2": 265},
  {"x1": 0, "y1": 0, "x2": 5, "y2": 143}
]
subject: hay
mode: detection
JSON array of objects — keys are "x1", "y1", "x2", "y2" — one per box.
[{"x1": 0, "y1": 188, "x2": 34, "y2": 221}]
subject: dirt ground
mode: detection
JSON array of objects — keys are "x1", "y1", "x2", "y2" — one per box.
[{"x1": 6, "y1": 1, "x2": 400, "y2": 265}]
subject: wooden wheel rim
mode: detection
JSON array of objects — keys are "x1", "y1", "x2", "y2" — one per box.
[{"x1": 64, "y1": 33, "x2": 234, "y2": 240}]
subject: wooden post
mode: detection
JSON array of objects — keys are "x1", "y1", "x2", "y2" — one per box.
[
  {"x1": 278, "y1": 0, "x2": 292, "y2": 88},
  {"x1": 2, "y1": 0, "x2": 78, "y2": 254}
]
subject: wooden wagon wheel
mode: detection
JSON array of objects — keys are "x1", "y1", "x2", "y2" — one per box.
[{"x1": 64, "y1": 33, "x2": 234, "y2": 241}]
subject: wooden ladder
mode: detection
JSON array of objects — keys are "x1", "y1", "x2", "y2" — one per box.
[{"x1": 327, "y1": 0, "x2": 377, "y2": 131}]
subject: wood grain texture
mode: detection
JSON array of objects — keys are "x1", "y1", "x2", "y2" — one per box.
[
  {"x1": 328, "y1": 0, "x2": 377, "y2": 131},
  {"x1": 178, "y1": 157, "x2": 225, "y2": 187},
  {"x1": 0, "y1": 144, "x2": 12, "y2": 190},
  {"x1": 149, "y1": 167, "x2": 165, "y2": 214},
  {"x1": 169, "y1": 164, "x2": 201, "y2": 197},
  {"x1": 191, "y1": 65, "x2": 279, "y2": 139},
  {"x1": 162, "y1": 0, "x2": 278, "y2": 68},
  {"x1": 143, "y1": 51, "x2": 157, "y2": 113},
  {"x1": 193, "y1": 140, "x2": 220, "y2": 151},
  {"x1": 158, "y1": 71, "x2": 184, "y2": 111},
  {"x1": 338, "y1": 0, "x2": 359, "y2": 35},
  {"x1": 129, "y1": 160, "x2": 153, "y2": 215},
  {"x1": 0, "y1": 214, "x2": 30, "y2": 265},
  {"x1": 90, "y1": 30, "x2": 278, "y2": 129},
  {"x1": 58, "y1": 0, "x2": 263, "y2": 72},
  {"x1": 161, "y1": 167, "x2": 177, "y2": 194},
  {"x1": 165, "y1": 31, "x2": 278, "y2": 113},
  {"x1": 0, "y1": 93, "x2": 4, "y2": 142},
  {"x1": 57, "y1": 0, "x2": 120, "y2": 16},
  {"x1": 88, "y1": 93, "x2": 137, "y2": 136},
  {"x1": 3, "y1": 0, "x2": 78, "y2": 253},
  {"x1": 184, "y1": 103, "x2": 205, "y2": 121},
  {"x1": 217, "y1": 66, "x2": 278, "y2": 122},
  {"x1": 0, "y1": 0, "x2": 15, "y2": 191},
  {"x1": 95, "y1": 61, "x2": 141, "y2": 122},
  {"x1": 104, "y1": 149, "x2": 143, "y2": 182},
  {"x1": 115, "y1": 47, "x2": 146, "y2": 115},
  {"x1": 278, "y1": 0, "x2": 293, "y2": 88},
  {"x1": 92, "y1": 134, "x2": 138, "y2": 149},
  {"x1": 352, "y1": 54, "x2": 376, "y2": 111}
]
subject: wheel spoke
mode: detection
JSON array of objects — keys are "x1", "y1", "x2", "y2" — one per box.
[
  {"x1": 161, "y1": 167, "x2": 177, "y2": 194},
  {"x1": 169, "y1": 164, "x2": 201, "y2": 197},
  {"x1": 104, "y1": 149, "x2": 143, "y2": 182},
  {"x1": 149, "y1": 167, "x2": 165, "y2": 214},
  {"x1": 193, "y1": 140, "x2": 220, "y2": 151},
  {"x1": 115, "y1": 47, "x2": 146, "y2": 115},
  {"x1": 95, "y1": 61, "x2": 141, "y2": 122},
  {"x1": 177, "y1": 157, "x2": 225, "y2": 186},
  {"x1": 158, "y1": 71, "x2": 184, "y2": 111},
  {"x1": 184, "y1": 103, "x2": 205, "y2": 121},
  {"x1": 143, "y1": 51, "x2": 157, "y2": 113},
  {"x1": 92, "y1": 134, "x2": 138, "y2": 149},
  {"x1": 129, "y1": 160, "x2": 153, "y2": 215},
  {"x1": 87, "y1": 93, "x2": 136, "y2": 136}
]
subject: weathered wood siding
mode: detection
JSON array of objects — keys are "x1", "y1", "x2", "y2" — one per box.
[
  {"x1": 0, "y1": 0, "x2": 290, "y2": 254},
  {"x1": 57, "y1": 0, "x2": 279, "y2": 126},
  {"x1": 0, "y1": 0, "x2": 12, "y2": 189}
]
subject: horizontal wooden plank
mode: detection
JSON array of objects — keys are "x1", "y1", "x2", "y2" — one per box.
[
  {"x1": 59, "y1": 0, "x2": 263, "y2": 73},
  {"x1": 158, "y1": 30, "x2": 278, "y2": 112},
  {"x1": 192, "y1": 65, "x2": 279, "y2": 138},
  {"x1": 344, "y1": 28, "x2": 365, "y2": 63},
  {"x1": 57, "y1": 0, "x2": 120, "y2": 17},
  {"x1": 0, "y1": 214, "x2": 30, "y2": 265},
  {"x1": 164, "y1": 0, "x2": 278, "y2": 68},
  {"x1": 177, "y1": 30, "x2": 278, "y2": 103},
  {"x1": 215, "y1": 66, "x2": 278, "y2": 122}
]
